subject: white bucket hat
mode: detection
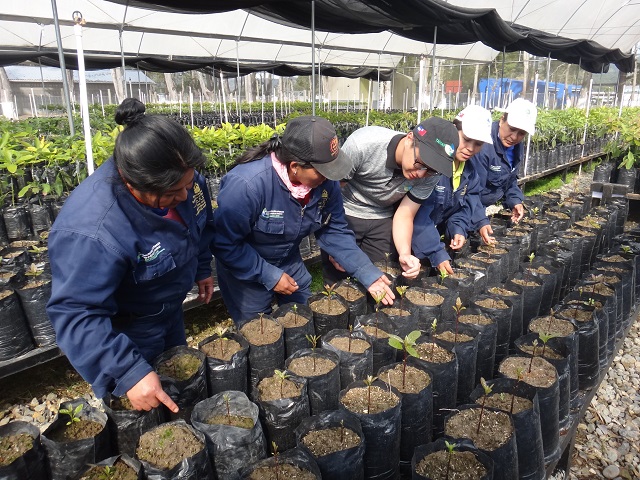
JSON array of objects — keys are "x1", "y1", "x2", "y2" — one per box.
[
  {"x1": 454, "y1": 105, "x2": 493, "y2": 144},
  {"x1": 505, "y1": 98, "x2": 537, "y2": 135}
]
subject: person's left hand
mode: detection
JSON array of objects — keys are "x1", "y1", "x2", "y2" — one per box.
[
  {"x1": 511, "y1": 204, "x2": 524, "y2": 224},
  {"x1": 449, "y1": 234, "x2": 466, "y2": 250},
  {"x1": 328, "y1": 255, "x2": 346, "y2": 272},
  {"x1": 479, "y1": 225, "x2": 496, "y2": 245},
  {"x1": 196, "y1": 276, "x2": 214, "y2": 304},
  {"x1": 367, "y1": 275, "x2": 395, "y2": 305},
  {"x1": 399, "y1": 254, "x2": 421, "y2": 279}
]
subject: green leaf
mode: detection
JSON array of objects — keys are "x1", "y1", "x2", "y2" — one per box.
[
  {"x1": 406, "y1": 330, "x2": 421, "y2": 344},
  {"x1": 18, "y1": 185, "x2": 30, "y2": 197},
  {"x1": 405, "y1": 345, "x2": 418, "y2": 357},
  {"x1": 388, "y1": 336, "x2": 403, "y2": 350},
  {"x1": 6, "y1": 164, "x2": 17, "y2": 174}
]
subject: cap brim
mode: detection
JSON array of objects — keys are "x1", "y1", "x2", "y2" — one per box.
[
  {"x1": 311, "y1": 150, "x2": 353, "y2": 181},
  {"x1": 462, "y1": 124, "x2": 493, "y2": 144},
  {"x1": 417, "y1": 140, "x2": 454, "y2": 178},
  {"x1": 506, "y1": 114, "x2": 536, "y2": 135}
]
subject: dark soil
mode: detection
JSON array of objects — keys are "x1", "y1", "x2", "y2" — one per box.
[
  {"x1": 361, "y1": 325, "x2": 390, "y2": 338},
  {"x1": 207, "y1": 414, "x2": 254, "y2": 429},
  {"x1": 416, "y1": 449, "x2": 488, "y2": 480},
  {"x1": 459, "y1": 314, "x2": 492, "y2": 326},
  {"x1": 328, "y1": 336, "x2": 370, "y2": 354},
  {"x1": 381, "y1": 307, "x2": 410, "y2": 316},
  {"x1": 0, "y1": 433, "x2": 32, "y2": 466},
  {"x1": 79, "y1": 459, "x2": 138, "y2": 480},
  {"x1": 434, "y1": 331, "x2": 473, "y2": 343},
  {"x1": 477, "y1": 246, "x2": 507, "y2": 255},
  {"x1": 499, "y1": 356, "x2": 557, "y2": 388},
  {"x1": 511, "y1": 278, "x2": 539, "y2": 287},
  {"x1": 479, "y1": 392, "x2": 533, "y2": 415},
  {"x1": 276, "y1": 311, "x2": 310, "y2": 328},
  {"x1": 335, "y1": 284, "x2": 364, "y2": 301},
  {"x1": 529, "y1": 266, "x2": 551, "y2": 275},
  {"x1": 406, "y1": 290, "x2": 444, "y2": 306},
  {"x1": 47, "y1": 419, "x2": 104, "y2": 442},
  {"x1": 248, "y1": 463, "x2": 317, "y2": 479},
  {"x1": 301, "y1": 426, "x2": 361, "y2": 457},
  {"x1": 136, "y1": 424, "x2": 203, "y2": 470},
  {"x1": 200, "y1": 338, "x2": 242, "y2": 361},
  {"x1": 287, "y1": 355, "x2": 336, "y2": 377},
  {"x1": 379, "y1": 364, "x2": 431, "y2": 394},
  {"x1": 240, "y1": 318, "x2": 282, "y2": 346},
  {"x1": 529, "y1": 316, "x2": 575, "y2": 336},
  {"x1": 488, "y1": 287, "x2": 517, "y2": 297},
  {"x1": 600, "y1": 255, "x2": 627, "y2": 262},
  {"x1": 474, "y1": 298, "x2": 508, "y2": 310},
  {"x1": 445, "y1": 408, "x2": 513, "y2": 451},
  {"x1": 518, "y1": 343, "x2": 564, "y2": 360},
  {"x1": 415, "y1": 342, "x2": 455, "y2": 364},
  {"x1": 23, "y1": 279, "x2": 49, "y2": 289},
  {"x1": 581, "y1": 283, "x2": 614, "y2": 297},
  {"x1": 110, "y1": 396, "x2": 135, "y2": 411},
  {"x1": 556, "y1": 308, "x2": 593, "y2": 322},
  {"x1": 156, "y1": 353, "x2": 201, "y2": 380},
  {"x1": 341, "y1": 385, "x2": 399, "y2": 415},
  {"x1": 257, "y1": 374, "x2": 303, "y2": 402},
  {"x1": 309, "y1": 298, "x2": 347, "y2": 315}
]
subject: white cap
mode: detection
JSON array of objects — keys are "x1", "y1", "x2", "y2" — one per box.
[
  {"x1": 455, "y1": 105, "x2": 493, "y2": 144},
  {"x1": 505, "y1": 98, "x2": 537, "y2": 135}
]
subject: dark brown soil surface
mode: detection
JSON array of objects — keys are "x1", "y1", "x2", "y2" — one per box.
[
  {"x1": 200, "y1": 338, "x2": 242, "y2": 361},
  {"x1": 511, "y1": 278, "x2": 539, "y2": 287},
  {"x1": 478, "y1": 392, "x2": 533, "y2": 415},
  {"x1": 361, "y1": 325, "x2": 390, "y2": 338},
  {"x1": 445, "y1": 408, "x2": 513, "y2": 451},
  {"x1": 328, "y1": 336, "x2": 370, "y2": 354},
  {"x1": 136, "y1": 424, "x2": 203, "y2": 470},
  {"x1": 406, "y1": 290, "x2": 444, "y2": 306},
  {"x1": 156, "y1": 353, "x2": 201, "y2": 380},
  {"x1": 47, "y1": 419, "x2": 104, "y2": 442},
  {"x1": 499, "y1": 356, "x2": 557, "y2": 388},
  {"x1": 0, "y1": 290, "x2": 12, "y2": 301},
  {"x1": 459, "y1": 314, "x2": 493, "y2": 326},
  {"x1": 415, "y1": 342, "x2": 455, "y2": 363},
  {"x1": 109, "y1": 396, "x2": 135, "y2": 411},
  {"x1": 248, "y1": 463, "x2": 317, "y2": 479},
  {"x1": 565, "y1": 298, "x2": 603, "y2": 309},
  {"x1": 341, "y1": 385, "x2": 399, "y2": 415},
  {"x1": 381, "y1": 307, "x2": 410, "y2": 316},
  {"x1": 518, "y1": 343, "x2": 564, "y2": 360},
  {"x1": 309, "y1": 298, "x2": 347, "y2": 315},
  {"x1": 379, "y1": 364, "x2": 431, "y2": 394},
  {"x1": 474, "y1": 298, "x2": 508, "y2": 310},
  {"x1": 276, "y1": 311, "x2": 310, "y2": 328},
  {"x1": 79, "y1": 459, "x2": 138, "y2": 480},
  {"x1": 240, "y1": 318, "x2": 282, "y2": 346},
  {"x1": 0, "y1": 433, "x2": 32, "y2": 466},
  {"x1": 23, "y1": 279, "x2": 49, "y2": 289},
  {"x1": 529, "y1": 266, "x2": 551, "y2": 275},
  {"x1": 477, "y1": 246, "x2": 507, "y2": 255},
  {"x1": 600, "y1": 255, "x2": 627, "y2": 262},
  {"x1": 301, "y1": 426, "x2": 361, "y2": 457},
  {"x1": 581, "y1": 283, "x2": 614, "y2": 297},
  {"x1": 335, "y1": 284, "x2": 364, "y2": 301},
  {"x1": 488, "y1": 287, "x2": 517, "y2": 297},
  {"x1": 434, "y1": 331, "x2": 473, "y2": 343},
  {"x1": 207, "y1": 414, "x2": 254, "y2": 429},
  {"x1": 556, "y1": 307, "x2": 593, "y2": 322},
  {"x1": 416, "y1": 449, "x2": 488, "y2": 480},
  {"x1": 257, "y1": 375, "x2": 303, "y2": 402},
  {"x1": 287, "y1": 355, "x2": 336, "y2": 377},
  {"x1": 529, "y1": 316, "x2": 575, "y2": 336}
]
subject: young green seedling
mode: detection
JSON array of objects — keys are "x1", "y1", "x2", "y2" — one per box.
[
  {"x1": 222, "y1": 393, "x2": 232, "y2": 425},
  {"x1": 538, "y1": 332, "x2": 556, "y2": 359},
  {"x1": 273, "y1": 370, "x2": 290, "y2": 398},
  {"x1": 98, "y1": 466, "x2": 115, "y2": 480},
  {"x1": 511, "y1": 367, "x2": 524, "y2": 414},
  {"x1": 372, "y1": 290, "x2": 386, "y2": 332},
  {"x1": 292, "y1": 303, "x2": 299, "y2": 327},
  {"x1": 347, "y1": 325, "x2": 354, "y2": 352},
  {"x1": 271, "y1": 441, "x2": 281, "y2": 480},
  {"x1": 438, "y1": 269, "x2": 449, "y2": 286},
  {"x1": 396, "y1": 285, "x2": 408, "y2": 311},
  {"x1": 322, "y1": 283, "x2": 338, "y2": 314},
  {"x1": 345, "y1": 277, "x2": 353, "y2": 301},
  {"x1": 452, "y1": 297, "x2": 465, "y2": 343},
  {"x1": 388, "y1": 330, "x2": 421, "y2": 388},
  {"x1": 306, "y1": 334, "x2": 320, "y2": 372},
  {"x1": 384, "y1": 252, "x2": 392, "y2": 273},
  {"x1": 213, "y1": 325, "x2": 229, "y2": 358},
  {"x1": 259, "y1": 312, "x2": 265, "y2": 335},
  {"x1": 340, "y1": 419, "x2": 345, "y2": 445},
  {"x1": 444, "y1": 440, "x2": 457, "y2": 480},
  {"x1": 477, "y1": 377, "x2": 493, "y2": 433},
  {"x1": 528, "y1": 339, "x2": 539, "y2": 373},
  {"x1": 24, "y1": 263, "x2": 44, "y2": 277},
  {"x1": 621, "y1": 245, "x2": 632, "y2": 255},
  {"x1": 58, "y1": 403, "x2": 83, "y2": 426},
  {"x1": 430, "y1": 318, "x2": 438, "y2": 356},
  {"x1": 363, "y1": 375, "x2": 377, "y2": 414}
]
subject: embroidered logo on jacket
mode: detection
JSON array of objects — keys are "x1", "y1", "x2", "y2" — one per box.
[
  {"x1": 489, "y1": 165, "x2": 502, "y2": 172},
  {"x1": 435, "y1": 185, "x2": 446, "y2": 192},
  {"x1": 260, "y1": 208, "x2": 284, "y2": 219},
  {"x1": 138, "y1": 242, "x2": 165, "y2": 263},
  {"x1": 192, "y1": 183, "x2": 207, "y2": 216}
]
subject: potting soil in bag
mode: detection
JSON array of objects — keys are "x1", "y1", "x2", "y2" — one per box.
[
  {"x1": 452, "y1": 263, "x2": 488, "y2": 297},
  {"x1": 286, "y1": 348, "x2": 341, "y2": 414},
  {"x1": 74, "y1": 454, "x2": 143, "y2": 480},
  {"x1": 421, "y1": 279, "x2": 458, "y2": 323},
  {"x1": 15, "y1": 276, "x2": 56, "y2": 347},
  {"x1": 334, "y1": 279, "x2": 369, "y2": 325},
  {"x1": 321, "y1": 329, "x2": 373, "y2": 389},
  {"x1": 443, "y1": 271, "x2": 476, "y2": 305},
  {"x1": 273, "y1": 302, "x2": 315, "y2": 358},
  {"x1": 412, "y1": 438, "x2": 494, "y2": 480},
  {"x1": 403, "y1": 287, "x2": 444, "y2": 325},
  {"x1": 378, "y1": 362, "x2": 433, "y2": 472},
  {"x1": 239, "y1": 315, "x2": 285, "y2": 389},
  {"x1": 564, "y1": 288, "x2": 611, "y2": 367},
  {"x1": 42, "y1": 398, "x2": 112, "y2": 480},
  {"x1": 498, "y1": 236, "x2": 523, "y2": 276},
  {"x1": 102, "y1": 394, "x2": 164, "y2": 457},
  {"x1": 506, "y1": 274, "x2": 543, "y2": 333},
  {"x1": 410, "y1": 340, "x2": 458, "y2": 438},
  {"x1": 582, "y1": 275, "x2": 623, "y2": 339},
  {"x1": 154, "y1": 346, "x2": 208, "y2": 424},
  {"x1": 0, "y1": 289, "x2": 33, "y2": 361},
  {"x1": 529, "y1": 257, "x2": 563, "y2": 311},
  {"x1": 198, "y1": 332, "x2": 249, "y2": 396},
  {"x1": 354, "y1": 313, "x2": 397, "y2": 373},
  {"x1": 498, "y1": 355, "x2": 559, "y2": 464},
  {"x1": 254, "y1": 372, "x2": 310, "y2": 451},
  {"x1": 538, "y1": 239, "x2": 574, "y2": 299},
  {"x1": 339, "y1": 379, "x2": 402, "y2": 480},
  {"x1": 433, "y1": 323, "x2": 479, "y2": 404},
  {"x1": 2, "y1": 206, "x2": 30, "y2": 241},
  {"x1": 470, "y1": 378, "x2": 544, "y2": 480},
  {"x1": 191, "y1": 391, "x2": 266, "y2": 480},
  {"x1": 487, "y1": 283, "x2": 523, "y2": 351},
  {"x1": 308, "y1": 292, "x2": 349, "y2": 337},
  {"x1": 594, "y1": 262, "x2": 633, "y2": 325},
  {"x1": 458, "y1": 308, "x2": 498, "y2": 384},
  {"x1": 238, "y1": 446, "x2": 321, "y2": 479},
  {"x1": 444, "y1": 404, "x2": 518, "y2": 480},
  {"x1": 477, "y1": 244, "x2": 510, "y2": 283},
  {"x1": 471, "y1": 295, "x2": 512, "y2": 369},
  {"x1": 295, "y1": 409, "x2": 365, "y2": 480},
  {"x1": 136, "y1": 419, "x2": 213, "y2": 480},
  {"x1": 0, "y1": 421, "x2": 47, "y2": 480},
  {"x1": 381, "y1": 305, "x2": 420, "y2": 339},
  {"x1": 27, "y1": 204, "x2": 51, "y2": 234}
]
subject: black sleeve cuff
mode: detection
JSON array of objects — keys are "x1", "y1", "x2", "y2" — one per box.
[{"x1": 406, "y1": 191, "x2": 426, "y2": 205}]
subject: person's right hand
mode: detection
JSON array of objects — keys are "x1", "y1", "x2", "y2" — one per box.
[
  {"x1": 328, "y1": 255, "x2": 346, "y2": 272},
  {"x1": 127, "y1": 371, "x2": 178, "y2": 413},
  {"x1": 399, "y1": 254, "x2": 421, "y2": 279},
  {"x1": 274, "y1": 272, "x2": 299, "y2": 295},
  {"x1": 437, "y1": 260, "x2": 454, "y2": 275}
]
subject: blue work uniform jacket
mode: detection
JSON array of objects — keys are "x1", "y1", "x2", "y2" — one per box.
[
  {"x1": 471, "y1": 121, "x2": 525, "y2": 209},
  {"x1": 46, "y1": 158, "x2": 214, "y2": 398},
  {"x1": 211, "y1": 155, "x2": 382, "y2": 295},
  {"x1": 412, "y1": 160, "x2": 488, "y2": 267}
]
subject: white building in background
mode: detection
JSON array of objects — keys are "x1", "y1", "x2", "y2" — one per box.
[
  {"x1": 324, "y1": 72, "x2": 416, "y2": 110},
  {"x1": 1, "y1": 65, "x2": 154, "y2": 118}
]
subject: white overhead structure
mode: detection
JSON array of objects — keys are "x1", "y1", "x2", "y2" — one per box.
[
  {"x1": 448, "y1": 0, "x2": 640, "y2": 53},
  {"x1": 1, "y1": 0, "x2": 500, "y2": 67}
]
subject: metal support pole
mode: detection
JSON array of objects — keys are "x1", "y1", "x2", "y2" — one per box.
[
  {"x1": 417, "y1": 56, "x2": 426, "y2": 123},
  {"x1": 50, "y1": 0, "x2": 74, "y2": 135},
  {"x1": 311, "y1": 0, "x2": 316, "y2": 116},
  {"x1": 72, "y1": 12, "x2": 94, "y2": 175},
  {"x1": 524, "y1": 73, "x2": 539, "y2": 176},
  {"x1": 429, "y1": 27, "x2": 437, "y2": 112}
]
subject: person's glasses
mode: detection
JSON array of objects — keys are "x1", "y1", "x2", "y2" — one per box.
[{"x1": 413, "y1": 144, "x2": 439, "y2": 176}]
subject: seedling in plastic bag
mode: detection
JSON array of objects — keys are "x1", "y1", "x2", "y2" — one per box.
[
  {"x1": 273, "y1": 369, "x2": 290, "y2": 398},
  {"x1": 444, "y1": 440, "x2": 457, "y2": 480},
  {"x1": 388, "y1": 330, "x2": 420, "y2": 388},
  {"x1": 477, "y1": 377, "x2": 493, "y2": 433},
  {"x1": 58, "y1": 403, "x2": 83, "y2": 426},
  {"x1": 363, "y1": 375, "x2": 377, "y2": 414},
  {"x1": 395, "y1": 285, "x2": 408, "y2": 311},
  {"x1": 98, "y1": 466, "x2": 115, "y2": 480},
  {"x1": 528, "y1": 339, "x2": 539, "y2": 373},
  {"x1": 305, "y1": 334, "x2": 320, "y2": 372},
  {"x1": 452, "y1": 297, "x2": 465, "y2": 343}
]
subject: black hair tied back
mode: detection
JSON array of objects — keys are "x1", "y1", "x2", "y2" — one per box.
[
  {"x1": 267, "y1": 133, "x2": 282, "y2": 151},
  {"x1": 114, "y1": 97, "x2": 146, "y2": 126}
]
